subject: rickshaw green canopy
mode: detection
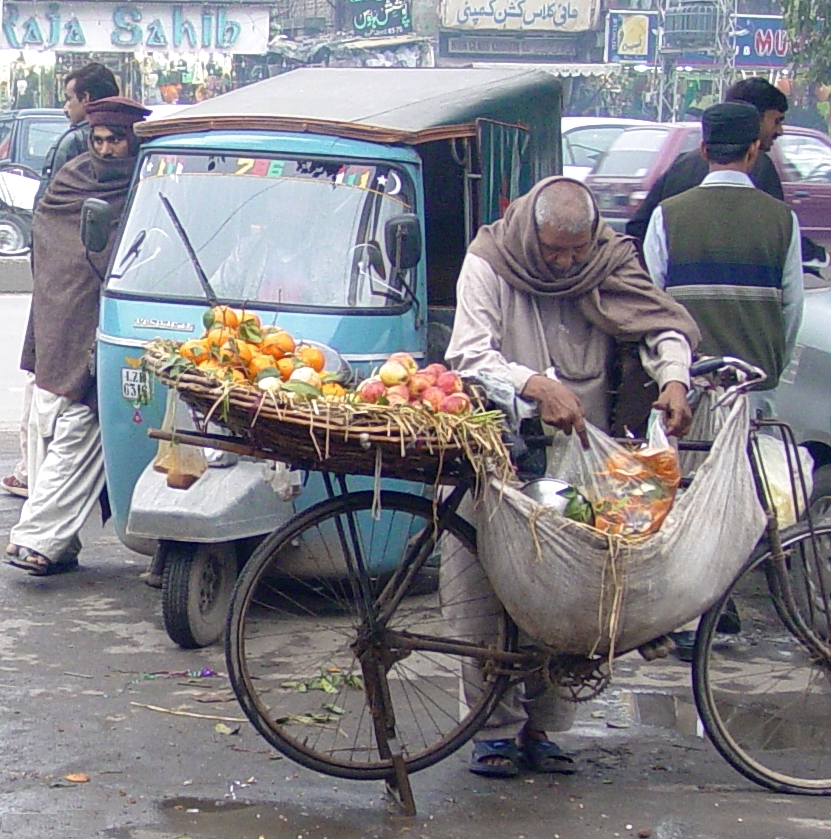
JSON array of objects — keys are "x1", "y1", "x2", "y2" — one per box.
[{"x1": 136, "y1": 66, "x2": 562, "y2": 149}]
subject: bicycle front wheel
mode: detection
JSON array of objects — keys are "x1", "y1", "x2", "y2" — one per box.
[
  {"x1": 225, "y1": 489, "x2": 514, "y2": 781},
  {"x1": 693, "y1": 521, "x2": 831, "y2": 794}
]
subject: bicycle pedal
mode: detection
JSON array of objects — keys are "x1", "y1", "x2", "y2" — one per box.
[{"x1": 637, "y1": 635, "x2": 677, "y2": 661}]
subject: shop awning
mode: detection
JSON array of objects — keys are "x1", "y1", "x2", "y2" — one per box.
[{"x1": 472, "y1": 62, "x2": 623, "y2": 77}]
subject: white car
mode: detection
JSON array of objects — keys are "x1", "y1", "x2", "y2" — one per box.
[{"x1": 562, "y1": 117, "x2": 654, "y2": 181}]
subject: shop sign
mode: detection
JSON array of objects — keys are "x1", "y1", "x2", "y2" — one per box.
[
  {"x1": 605, "y1": 11, "x2": 657, "y2": 63},
  {"x1": 349, "y1": 0, "x2": 413, "y2": 36},
  {"x1": 440, "y1": 0, "x2": 600, "y2": 33},
  {"x1": 1, "y1": 3, "x2": 270, "y2": 53},
  {"x1": 439, "y1": 30, "x2": 579, "y2": 59},
  {"x1": 604, "y1": 11, "x2": 789, "y2": 68}
]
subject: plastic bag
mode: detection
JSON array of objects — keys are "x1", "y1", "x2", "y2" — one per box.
[
  {"x1": 755, "y1": 435, "x2": 814, "y2": 528},
  {"x1": 560, "y1": 410, "x2": 681, "y2": 538},
  {"x1": 153, "y1": 389, "x2": 208, "y2": 490}
]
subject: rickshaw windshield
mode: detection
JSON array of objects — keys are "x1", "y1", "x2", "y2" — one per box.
[{"x1": 107, "y1": 152, "x2": 416, "y2": 310}]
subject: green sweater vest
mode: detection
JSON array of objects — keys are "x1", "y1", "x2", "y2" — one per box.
[{"x1": 661, "y1": 184, "x2": 792, "y2": 389}]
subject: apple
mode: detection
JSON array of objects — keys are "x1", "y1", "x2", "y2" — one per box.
[
  {"x1": 421, "y1": 386, "x2": 445, "y2": 412},
  {"x1": 379, "y1": 360, "x2": 410, "y2": 387},
  {"x1": 387, "y1": 351, "x2": 418, "y2": 377},
  {"x1": 439, "y1": 393, "x2": 472, "y2": 415},
  {"x1": 422, "y1": 362, "x2": 448, "y2": 380},
  {"x1": 386, "y1": 384, "x2": 410, "y2": 406},
  {"x1": 356, "y1": 377, "x2": 387, "y2": 404},
  {"x1": 408, "y1": 371, "x2": 436, "y2": 398},
  {"x1": 436, "y1": 371, "x2": 463, "y2": 395}
]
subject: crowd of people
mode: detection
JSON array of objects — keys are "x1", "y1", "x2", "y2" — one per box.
[{"x1": 0, "y1": 66, "x2": 812, "y2": 777}]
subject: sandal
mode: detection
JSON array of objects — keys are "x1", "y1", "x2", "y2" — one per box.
[
  {"x1": 519, "y1": 738, "x2": 575, "y2": 774},
  {"x1": 469, "y1": 739, "x2": 520, "y2": 778},
  {"x1": 8, "y1": 549, "x2": 79, "y2": 577},
  {"x1": 0, "y1": 475, "x2": 28, "y2": 498}
]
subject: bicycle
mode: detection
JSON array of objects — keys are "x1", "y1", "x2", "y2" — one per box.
[{"x1": 161, "y1": 356, "x2": 831, "y2": 812}]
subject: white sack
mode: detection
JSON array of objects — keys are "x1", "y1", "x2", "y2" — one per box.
[{"x1": 477, "y1": 396, "x2": 767, "y2": 656}]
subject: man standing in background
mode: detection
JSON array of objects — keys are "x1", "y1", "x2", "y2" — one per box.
[{"x1": 1, "y1": 63, "x2": 119, "y2": 503}]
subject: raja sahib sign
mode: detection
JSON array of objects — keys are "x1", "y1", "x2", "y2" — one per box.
[
  {"x1": 440, "y1": 0, "x2": 600, "y2": 33},
  {"x1": 1, "y1": 2, "x2": 270, "y2": 53}
]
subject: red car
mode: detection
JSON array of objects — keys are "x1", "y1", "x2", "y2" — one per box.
[{"x1": 584, "y1": 123, "x2": 831, "y2": 250}]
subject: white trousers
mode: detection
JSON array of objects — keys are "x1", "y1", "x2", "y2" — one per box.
[
  {"x1": 12, "y1": 373, "x2": 35, "y2": 483},
  {"x1": 440, "y1": 494, "x2": 576, "y2": 741},
  {"x1": 10, "y1": 386, "x2": 105, "y2": 561}
]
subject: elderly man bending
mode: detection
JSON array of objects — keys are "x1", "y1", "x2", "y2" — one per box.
[
  {"x1": 442, "y1": 176, "x2": 700, "y2": 777},
  {"x1": 7, "y1": 97, "x2": 151, "y2": 576}
]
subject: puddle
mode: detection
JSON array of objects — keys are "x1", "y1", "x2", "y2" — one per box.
[
  {"x1": 160, "y1": 796, "x2": 252, "y2": 814},
  {"x1": 578, "y1": 689, "x2": 704, "y2": 738}
]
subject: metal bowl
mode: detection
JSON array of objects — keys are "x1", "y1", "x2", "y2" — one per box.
[{"x1": 520, "y1": 478, "x2": 572, "y2": 513}]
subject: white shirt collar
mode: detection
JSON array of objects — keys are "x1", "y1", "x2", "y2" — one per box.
[{"x1": 700, "y1": 170, "x2": 755, "y2": 188}]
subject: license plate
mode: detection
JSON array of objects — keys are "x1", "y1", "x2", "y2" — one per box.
[{"x1": 121, "y1": 367, "x2": 151, "y2": 403}]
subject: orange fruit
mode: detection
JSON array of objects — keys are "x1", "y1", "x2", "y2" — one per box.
[
  {"x1": 229, "y1": 368, "x2": 247, "y2": 384},
  {"x1": 239, "y1": 310, "x2": 262, "y2": 328},
  {"x1": 260, "y1": 330, "x2": 296, "y2": 360},
  {"x1": 297, "y1": 345, "x2": 326, "y2": 373},
  {"x1": 179, "y1": 339, "x2": 210, "y2": 363},
  {"x1": 247, "y1": 354, "x2": 277, "y2": 380},
  {"x1": 275, "y1": 356, "x2": 297, "y2": 381},
  {"x1": 210, "y1": 305, "x2": 241, "y2": 329},
  {"x1": 321, "y1": 382, "x2": 346, "y2": 398},
  {"x1": 205, "y1": 326, "x2": 235, "y2": 348},
  {"x1": 217, "y1": 339, "x2": 257, "y2": 366}
]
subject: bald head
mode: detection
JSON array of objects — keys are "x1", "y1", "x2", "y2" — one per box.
[{"x1": 534, "y1": 180, "x2": 596, "y2": 234}]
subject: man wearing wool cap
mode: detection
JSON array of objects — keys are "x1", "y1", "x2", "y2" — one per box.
[
  {"x1": 7, "y1": 97, "x2": 150, "y2": 576},
  {"x1": 644, "y1": 101, "x2": 804, "y2": 392}
]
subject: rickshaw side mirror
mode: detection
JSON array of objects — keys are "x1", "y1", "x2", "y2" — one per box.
[
  {"x1": 384, "y1": 214, "x2": 422, "y2": 270},
  {"x1": 81, "y1": 198, "x2": 114, "y2": 253}
]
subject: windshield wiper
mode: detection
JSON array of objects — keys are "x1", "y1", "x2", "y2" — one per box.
[{"x1": 160, "y1": 194, "x2": 219, "y2": 307}]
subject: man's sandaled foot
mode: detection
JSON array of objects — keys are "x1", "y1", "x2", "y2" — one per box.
[
  {"x1": 8, "y1": 549, "x2": 79, "y2": 577},
  {"x1": 518, "y1": 733, "x2": 575, "y2": 774},
  {"x1": 5, "y1": 543, "x2": 20, "y2": 559},
  {"x1": 1, "y1": 476, "x2": 28, "y2": 498},
  {"x1": 469, "y1": 739, "x2": 520, "y2": 778}
]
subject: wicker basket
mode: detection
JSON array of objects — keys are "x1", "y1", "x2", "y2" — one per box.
[{"x1": 143, "y1": 345, "x2": 510, "y2": 484}]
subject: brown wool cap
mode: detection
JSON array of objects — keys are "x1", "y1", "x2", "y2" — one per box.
[{"x1": 86, "y1": 96, "x2": 152, "y2": 128}]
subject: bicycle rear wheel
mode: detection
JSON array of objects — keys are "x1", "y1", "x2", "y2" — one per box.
[
  {"x1": 693, "y1": 522, "x2": 831, "y2": 794},
  {"x1": 225, "y1": 489, "x2": 514, "y2": 781}
]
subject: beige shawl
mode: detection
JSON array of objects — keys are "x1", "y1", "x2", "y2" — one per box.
[{"x1": 468, "y1": 176, "x2": 701, "y2": 349}]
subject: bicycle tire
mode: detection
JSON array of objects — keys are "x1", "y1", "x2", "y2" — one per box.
[
  {"x1": 225, "y1": 489, "x2": 515, "y2": 781},
  {"x1": 693, "y1": 521, "x2": 831, "y2": 794}
]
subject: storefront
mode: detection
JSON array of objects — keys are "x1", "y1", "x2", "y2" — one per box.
[
  {"x1": 436, "y1": 0, "x2": 603, "y2": 65},
  {"x1": 0, "y1": 1, "x2": 271, "y2": 107}
]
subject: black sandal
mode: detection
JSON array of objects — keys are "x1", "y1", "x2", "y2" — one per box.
[
  {"x1": 469, "y1": 739, "x2": 520, "y2": 778},
  {"x1": 519, "y1": 739, "x2": 575, "y2": 774},
  {"x1": 8, "y1": 550, "x2": 79, "y2": 577}
]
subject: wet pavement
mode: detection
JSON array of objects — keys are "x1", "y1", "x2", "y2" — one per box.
[{"x1": 2, "y1": 420, "x2": 831, "y2": 839}]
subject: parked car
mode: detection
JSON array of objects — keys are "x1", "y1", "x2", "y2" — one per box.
[
  {"x1": 561, "y1": 117, "x2": 653, "y2": 181},
  {"x1": 0, "y1": 108, "x2": 68, "y2": 254},
  {"x1": 585, "y1": 123, "x2": 831, "y2": 251}
]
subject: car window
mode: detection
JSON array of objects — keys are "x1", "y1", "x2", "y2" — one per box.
[
  {"x1": 778, "y1": 134, "x2": 831, "y2": 184},
  {"x1": 679, "y1": 129, "x2": 701, "y2": 153},
  {"x1": 20, "y1": 120, "x2": 67, "y2": 171},
  {"x1": 564, "y1": 127, "x2": 628, "y2": 169},
  {"x1": 593, "y1": 128, "x2": 669, "y2": 177},
  {"x1": 0, "y1": 121, "x2": 12, "y2": 161}
]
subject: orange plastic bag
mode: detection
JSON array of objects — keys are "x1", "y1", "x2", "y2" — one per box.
[{"x1": 562, "y1": 410, "x2": 681, "y2": 538}]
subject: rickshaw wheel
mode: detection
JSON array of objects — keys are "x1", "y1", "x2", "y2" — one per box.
[{"x1": 162, "y1": 541, "x2": 238, "y2": 648}]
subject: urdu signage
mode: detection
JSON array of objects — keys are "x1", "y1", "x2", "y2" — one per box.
[
  {"x1": 1, "y1": 2, "x2": 270, "y2": 53},
  {"x1": 604, "y1": 10, "x2": 790, "y2": 67},
  {"x1": 349, "y1": 0, "x2": 413, "y2": 36},
  {"x1": 440, "y1": 0, "x2": 601, "y2": 33}
]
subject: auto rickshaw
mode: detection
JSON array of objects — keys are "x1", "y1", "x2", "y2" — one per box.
[{"x1": 95, "y1": 66, "x2": 563, "y2": 647}]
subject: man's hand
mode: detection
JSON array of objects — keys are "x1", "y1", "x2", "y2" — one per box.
[
  {"x1": 653, "y1": 381, "x2": 692, "y2": 438},
  {"x1": 522, "y1": 375, "x2": 588, "y2": 448}
]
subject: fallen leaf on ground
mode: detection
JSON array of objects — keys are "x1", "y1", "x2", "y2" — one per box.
[
  {"x1": 214, "y1": 723, "x2": 241, "y2": 735},
  {"x1": 64, "y1": 773, "x2": 90, "y2": 783}
]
